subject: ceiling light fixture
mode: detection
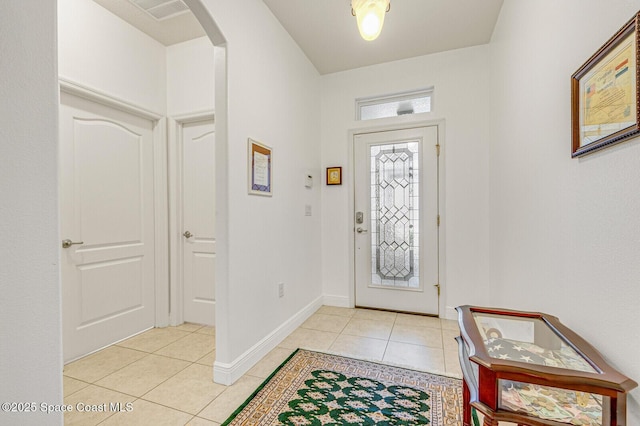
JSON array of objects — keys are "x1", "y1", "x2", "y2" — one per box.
[{"x1": 351, "y1": 0, "x2": 390, "y2": 41}]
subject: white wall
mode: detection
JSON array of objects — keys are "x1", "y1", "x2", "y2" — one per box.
[
  {"x1": 197, "y1": 0, "x2": 323, "y2": 370},
  {"x1": 320, "y1": 46, "x2": 492, "y2": 317},
  {"x1": 0, "y1": 1, "x2": 63, "y2": 425},
  {"x1": 166, "y1": 37, "x2": 215, "y2": 116},
  {"x1": 58, "y1": 0, "x2": 167, "y2": 113},
  {"x1": 489, "y1": 0, "x2": 640, "y2": 419}
]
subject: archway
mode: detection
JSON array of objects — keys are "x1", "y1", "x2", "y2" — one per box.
[{"x1": 182, "y1": 0, "x2": 230, "y2": 384}]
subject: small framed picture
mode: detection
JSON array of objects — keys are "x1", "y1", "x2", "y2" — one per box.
[
  {"x1": 326, "y1": 166, "x2": 342, "y2": 185},
  {"x1": 248, "y1": 138, "x2": 272, "y2": 196}
]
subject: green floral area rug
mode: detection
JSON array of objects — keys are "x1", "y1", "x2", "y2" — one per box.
[{"x1": 222, "y1": 349, "x2": 463, "y2": 425}]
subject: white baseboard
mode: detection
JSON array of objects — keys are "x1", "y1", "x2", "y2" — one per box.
[
  {"x1": 322, "y1": 294, "x2": 351, "y2": 308},
  {"x1": 213, "y1": 296, "x2": 323, "y2": 385},
  {"x1": 444, "y1": 306, "x2": 458, "y2": 321}
]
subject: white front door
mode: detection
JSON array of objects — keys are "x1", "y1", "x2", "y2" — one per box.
[
  {"x1": 181, "y1": 120, "x2": 216, "y2": 325},
  {"x1": 60, "y1": 92, "x2": 156, "y2": 362},
  {"x1": 354, "y1": 126, "x2": 439, "y2": 315}
]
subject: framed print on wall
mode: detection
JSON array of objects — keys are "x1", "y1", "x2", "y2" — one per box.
[
  {"x1": 248, "y1": 138, "x2": 272, "y2": 196},
  {"x1": 326, "y1": 166, "x2": 342, "y2": 185},
  {"x1": 571, "y1": 11, "x2": 640, "y2": 157}
]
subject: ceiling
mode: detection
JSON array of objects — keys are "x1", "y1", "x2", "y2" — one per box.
[
  {"x1": 94, "y1": 0, "x2": 206, "y2": 46},
  {"x1": 263, "y1": 0, "x2": 504, "y2": 74},
  {"x1": 94, "y1": 0, "x2": 504, "y2": 75}
]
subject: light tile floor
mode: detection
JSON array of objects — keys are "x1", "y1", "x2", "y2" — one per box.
[{"x1": 63, "y1": 306, "x2": 465, "y2": 425}]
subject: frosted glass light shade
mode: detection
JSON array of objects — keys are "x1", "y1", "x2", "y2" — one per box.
[{"x1": 352, "y1": 0, "x2": 390, "y2": 41}]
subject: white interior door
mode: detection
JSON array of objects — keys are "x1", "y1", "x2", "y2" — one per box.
[
  {"x1": 60, "y1": 92, "x2": 156, "y2": 362},
  {"x1": 181, "y1": 120, "x2": 216, "y2": 325},
  {"x1": 354, "y1": 126, "x2": 439, "y2": 315}
]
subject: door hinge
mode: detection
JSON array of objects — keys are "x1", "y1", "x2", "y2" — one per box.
[
  {"x1": 434, "y1": 283, "x2": 441, "y2": 296},
  {"x1": 436, "y1": 143, "x2": 441, "y2": 157},
  {"x1": 437, "y1": 215, "x2": 441, "y2": 227}
]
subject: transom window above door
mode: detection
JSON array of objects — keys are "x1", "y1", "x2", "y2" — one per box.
[{"x1": 356, "y1": 88, "x2": 433, "y2": 121}]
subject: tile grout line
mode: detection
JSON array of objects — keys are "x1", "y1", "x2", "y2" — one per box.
[{"x1": 380, "y1": 314, "x2": 398, "y2": 362}]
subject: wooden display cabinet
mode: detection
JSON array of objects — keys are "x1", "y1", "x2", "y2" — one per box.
[{"x1": 456, "y1": 305, "x2": 637, "y2": 426}]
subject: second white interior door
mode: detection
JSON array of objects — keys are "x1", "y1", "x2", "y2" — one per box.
[
  {"x1": 181, "y1": 120, "x2": 216, "y2": 325},
  {"x1": 354, "y1": 126, "x2": 439, "y2": 315}
]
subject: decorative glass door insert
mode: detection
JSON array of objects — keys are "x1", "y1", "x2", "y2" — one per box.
[
  {"x1": 354, "y1": 126, "x2": 439, "y2": 315},
  {"x1": 370, "y1": 142, "x2": 420, "y2": 289}
]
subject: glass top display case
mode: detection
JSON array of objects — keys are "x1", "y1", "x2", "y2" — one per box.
[{"x1": 456, "y1": 306, "x2": 637, "y2": 426}]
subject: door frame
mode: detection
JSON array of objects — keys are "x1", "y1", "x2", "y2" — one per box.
[
  {"x1": 167, "y1": 110, "x2": 216, "y2": 326},
  {"x1": 59, "y1": 76, "x2": 171, "y2": 331},
  {"x1": 347, "y1": 117, "x2": 446, "y2": 316}
]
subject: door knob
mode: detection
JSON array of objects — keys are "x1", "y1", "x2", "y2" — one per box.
[
  {"x1": 183, "y1": 231, "x2": 193, "y2": 239},
  {"x1": 62, "y1": 239, "x2": 84, "y2": 249},
  {"x1": 356, "y1": 227, "x2": 368, "y2": 234}
]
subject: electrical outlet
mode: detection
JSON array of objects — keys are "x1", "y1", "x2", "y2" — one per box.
[{"x1": 278, "y1": 282, "x2": 285, "y2": 298}]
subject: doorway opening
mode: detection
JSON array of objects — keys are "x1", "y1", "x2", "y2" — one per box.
[{"x1": 168, "y1": 113, "x2": 216, "y2": 326}]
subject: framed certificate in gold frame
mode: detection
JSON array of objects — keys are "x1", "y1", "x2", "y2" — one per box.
[
  {"x1": 571, "y1": 11, "x2": 640, "y2": 157},
  {"x1": 248, "y1": 138, "x2": 272, "y2": 196},
  {"x1": 326, "y1": 166, "x2": 342, "y2": 185}
]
